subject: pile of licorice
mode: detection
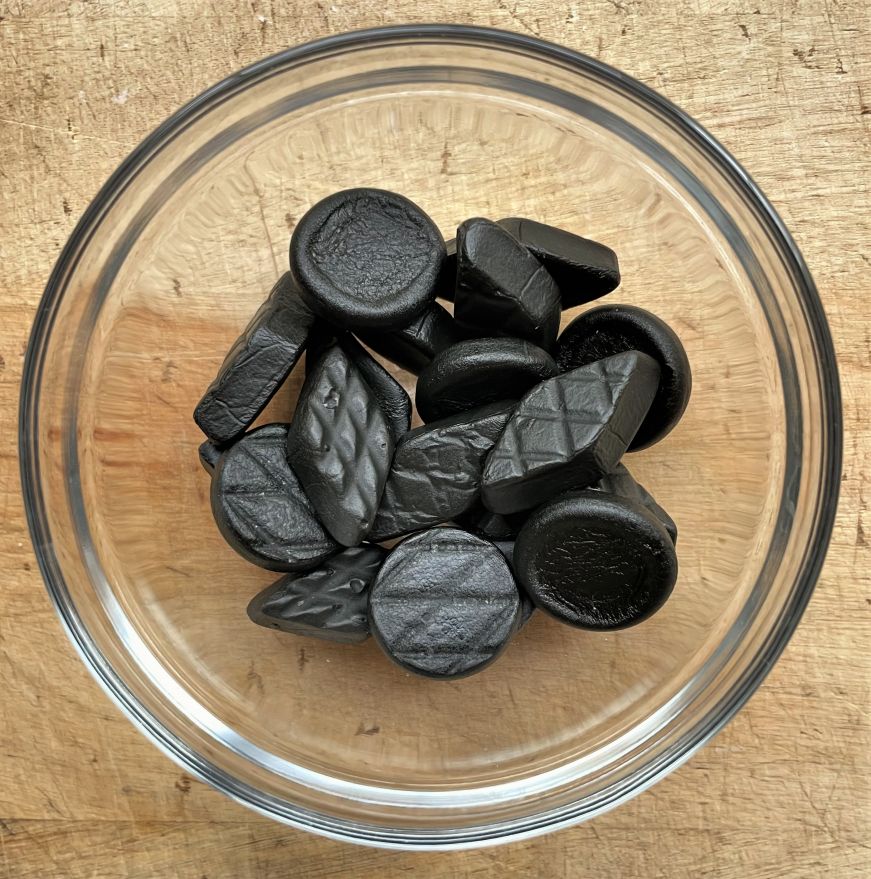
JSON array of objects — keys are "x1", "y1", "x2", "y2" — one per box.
[{"x1": 194, "y1": 189, "x2": 691, "y2": 680}]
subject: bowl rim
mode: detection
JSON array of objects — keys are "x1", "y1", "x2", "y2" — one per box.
[{"x1": 19, "y1": 23, "x2": 842, "y2": 850}]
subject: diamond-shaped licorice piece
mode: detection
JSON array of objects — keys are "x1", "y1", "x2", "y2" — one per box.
[
  {"x1": 497, "y1": 218, "x2": 620, "y2": 308},
  {"x1": 198, "y1": 439, "x2": 223, "y2": 475},
  {"x1": 482, "y1": 351, "x2": 661, "y2": 514},
  {"x1": 306, "y1": 327, "x2": 411, "y2": 444},
  {"x1": 514, "y1": 492, "x2": 677, "y2": 630},
  {"x1": 590, "y1": 463, "x2": 677, "y2": 544},
  {"x1": 211, "y1": 424, "x2": 338, "y2": 571},
  {"x1": 369, "y1": 402, "x2": 513, "y2": 541},
  {"x1": 437, "y1": 237, "x2": 458, "y2": 302},
  {"x1": 290, "y1": 188, "x2": 444, "y2": 331},
  {"x1": 287, "y1": 346, "x2": 393, "y2": 547},
  {"x1": 455, "y1": 503, "x2": 528, "y2": 541},
  {"x1": 194, "y1": 274, "x2": 314, "y2": 444},
  {"x1": 357, "y1": 302, "x2": 463, "y2": 375},
  {"x1": 247, "y1": 544, "x2": 386, "y2": 644},
  {"x1": 415, "y1": 337, "x2": 558, "y2": 423},
  {"x1": 556, "y1": 305, "x2": 691, "y2": 451},
  {"x1": 453, "y1": 218, "x2": 561, "y2": 350},
  {"x1": 369, "y1": 529, "x2": 521, "y2": 679}
]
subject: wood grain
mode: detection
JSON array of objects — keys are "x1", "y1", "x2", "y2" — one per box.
[{"x1": 1, "y1": 1, "x2": 868, "y2": 876}]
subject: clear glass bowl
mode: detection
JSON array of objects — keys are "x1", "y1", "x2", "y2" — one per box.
[{"x1": 20, "y1": 26, "x2": 841, "y2": 849}]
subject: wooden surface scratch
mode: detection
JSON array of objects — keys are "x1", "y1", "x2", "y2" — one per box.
[{"x1": 1, "y1": 1, "x2": 869, "y2": 877}]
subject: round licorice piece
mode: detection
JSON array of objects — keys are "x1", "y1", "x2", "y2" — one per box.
[
  {"x1": 415, "y1": 337, "x2": 557, "y2": 423},
  {"x1": 555, "y1": 305, "x2": 691, "y2": 450},
  {"x1": 290, "y1": 188, "x2": 445, "y2": 330},
  {"x1": 211, "y1": 424, "x2": 338, "y2": 571},
  {"x1": 369, "y1": 529, "x2": 521, "y2": 679},
  {"x1": 514, "y1": 492, "x2": 678, "y2": 630}
]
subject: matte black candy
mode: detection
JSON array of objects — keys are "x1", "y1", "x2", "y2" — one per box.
[
  {"x1": 514, "y1": 492, "x2": 678, "y2": 630},
  {"x1": 455, "y1": 503, "x2": 527, "y2": 541},
  {"x1": 555, "y1": 305, "x2": 692, "y2": 450},
  {"x1": 369, "y1": 529, "x2": 521, "y2": 678},
  {"x1": 482, "y1": 351, "x2": 661, "y2": 514},
  {"x1": 198, "y1": 440, "x2": 222, "y2": 474},
  {"x1": 453, "y1": 218, "x2": 561, "y2": 350},
  {"x1": 487, "y1": 539, "x2": 536, "y2": 628},
  {"x1": 497, "y1": 217, "x2": 620, "y2": 307},
  {"x1": 590, "y1": 464, "x2": 677, "y2": 544},
  {"x1": 211, "y1": 424, "x2": 338, "y2": 571},
  {"x1": 306, "y1": 327, "x2": 412, "y2": 445},
  {"x1": 370, "y1": 402, "x2": 513, "y2": 540},
  {"x1": 357, "y1": 302, "x2": 463, "y2": 374},
  {"x1": 290, "y1": 188, "x2": 445, "y2": 330},
  {"x1": 415, "y1": 337, "x2": 558, "y2": 423},
  {"x1": 247, "y1": 544, "x2": 387, "y2": 644},
  {"x1": 287, "y1": 346, "x2": 393, "y2": 547},
  {"x1": 194, "y1": 273, "x2": 314, "y2": 444}
]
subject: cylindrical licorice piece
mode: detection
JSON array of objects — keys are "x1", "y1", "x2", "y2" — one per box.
[
  {"x1": 514, "y1": 491, "x2": 678, "y2": 630},
  {"x1": 290, "y1": 188, "x2": 445, "y2": 330},
  {"x1": 369, "y1": 529, "x2": 521, "y2": 679},
  {"x1": 590, "y1": 463, "x2": 677, "y2": 544},
  {"x1": 555, "y1": 305, "x2": 691, "y2": 450},
  {"x1": 415, "y1": 337, "x2": 557, "y2": 423}
]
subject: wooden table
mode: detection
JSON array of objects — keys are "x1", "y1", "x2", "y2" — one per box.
[{"x1": 1, "y1": 2, "x2": 868, "y2": 876}]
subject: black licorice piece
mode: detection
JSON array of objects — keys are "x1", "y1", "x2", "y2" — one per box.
[
  {"x1": 194, "y1": 274, "x2": 314, "y2": 444},
  {"x1": 369, "y1": 402, "x2": 513, "y2": 540},
  {"x1": 211, "y1": 424, "x2": 338, "y2": 571},
  {"x1": 290, "y1": 188, "x2": 444, "y2": 330},
  {"x1": 306, "y1": 327, "x2": 412, "y2": 445},
  {"x1": 415, "y1": 337, "x2": 558, "y2": 423},
  {"x1": 497, "y1": 217, "x2": 620, "y2": 307},
  {"x1": 368, "y1": 529, "x2": 521, "y2": 679},
  {"x1": 287, "y1": 346, "x2": 393, "y2": 547},
  {"x1": 590, "y1": 463, "x2": 677, "y2": 544},
  {"x1": 247, "y1": 544, "x2": 386, "y2": 644},
  {"x1": 198, "y1": 440, "x2": 222, "y2": 474},
  {"x1": 514, "y1": 492, "x2": 678, "y2": 630},
  {"x1": 437, "y1": 237, "x2": 457, "y2": 302},
  {"x1": 357, "y1": 302, "x2": 463, "y2": 374},
  {"x1": 453, "y1": 218, "x2": 561, "y2": 350},
  {"x1": 555, "y1": 305, "x2": 691, "y2": 450},
  {"x1": 455, "y1": 503, "x2": 527, "y2": 541},
  {"x1": 487, "y1": 539, "x2": 536, "y2": 628},
  {"x1": 482, "y1": 351, "x2": 661, "y2": 514}
]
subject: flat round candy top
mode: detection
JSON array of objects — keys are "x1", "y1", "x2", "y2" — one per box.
[
  {"x1": 211, "y1": 423, "x2": 338, "y2": 572},
  {"x1": 514, "y1": 492, "x2": 677, "y2": 630},
  {"x1": 415, "y1": 337, "x2": 558, "y2": 423},
  {"x1": 368, "y1": 528, "x2": 521, "y2": 679},
  {"x1": 290, "y1": 188, "x2": 445, "y2": 330},
  {"x1": 555, "y1": 304, "x2": 691, "y2": 450}
]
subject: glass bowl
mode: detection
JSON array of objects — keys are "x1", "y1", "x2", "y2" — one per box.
[{"x1": 20, "y1": 25, "x2": 841, "y2": 849}]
